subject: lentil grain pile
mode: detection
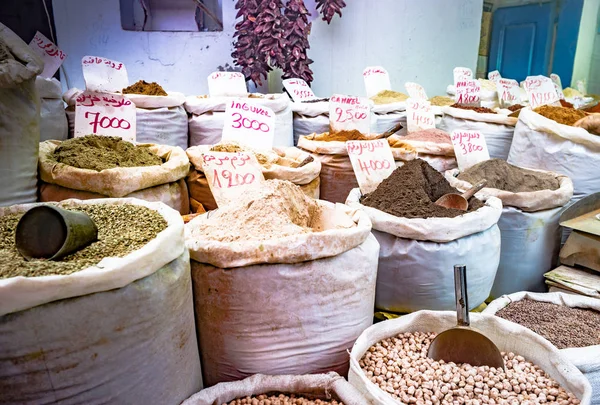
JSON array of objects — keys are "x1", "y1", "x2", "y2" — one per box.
[
  {"x1": 0, "y1": 204, "x2": 167, "y2": 279},
  {"x1": 496, "y1": 300, "x2": 600, "y2": 349},
  {"x1": 122, "y1": 80, "x2": 168, "y2": 96},
  {"x1": 458, "y1": 159, "x2": 560, "y2": 193},
  {"x1": 450, "y1": 104, "x2": 497, "y2": 114},
  {"x1": 361, "y1": 159, "x2": 484, "y2": 219},
  {"x1": 52, "y1": 135, "x2": 163, "y2": 171},
  {"x1": 223, "y1": 394, "x2": 342, "y2": 405},
  {"x1": 533, "y1": 105, "x2": 586, "y2": 126},
  {"x1": 371, "y1": 90, "x2": 409, "y2": 105},
  {"x1": 360, "y1": 331, "x2": 581, "y2": 404}
]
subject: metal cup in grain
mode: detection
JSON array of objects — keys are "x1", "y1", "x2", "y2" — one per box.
[{"x1": 15, "y1": 205, "x2": 98, "y2": 261}]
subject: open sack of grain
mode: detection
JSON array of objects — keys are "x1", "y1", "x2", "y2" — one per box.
[
  {"x1": 185, "y1": 93, "x2": 293, "y2": 147},
  {"x1": 38, "y1": 136, "x2": 191, "y2": 214},
  {"x1": 445, "y1": 160, "x2": 573, "y2": 297},
  {"x1": 183, "y1": 373, "x2": 367, "y2": 405},
  {"x1": 0, "y1": 198, "x2": 202, "y2": 404},
  {"x1": 298, "y1": 132, "x2": 417, "y2": 203},
  {"x1": 370, "y1": 90, "x2": 409, "y2": 136},
  {"x1": 348, "y1": 310, "x2": 592, "y2": 404},
  {"x1": 63, "y1": 83, "x2": 188, "y2": 149},
  {"x1": 185, "y1": 180, "x2": 379, "y2": 386},
  {"x1": 346, "y1": 159, "x2": 502, "y2": 313},
  {"x1": 388, "y1": 128, "x2": 457, "y2": 172},
  {"x1": 485, "y1": 292, "x2": 600, "y2": 404},
  {"x1": 185, "y1": 142, "x2": 321, "y2": 212}
]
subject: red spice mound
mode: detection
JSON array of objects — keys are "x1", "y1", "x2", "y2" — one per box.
[{"x1": 450, "y1": 103, "x2": 496, "y2": 114}]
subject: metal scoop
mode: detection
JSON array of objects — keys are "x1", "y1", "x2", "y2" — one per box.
[
  {"x1": 435, "y1": 180, "x2": 487, "y2": 211},
  {"x1": 428, "y1": 265, "x2": 505, "y2": 369}
]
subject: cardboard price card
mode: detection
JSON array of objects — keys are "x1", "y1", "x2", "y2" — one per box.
[
  {"x1": 222, "y1": 100, "x2": 275, "y2": 150},
  {"x1": 405, "y1": 82, "x2": 428, "y2": 100},
  {"x1": 346, "y1": 139, "x2": 396, "y2": 194},
  {"x1": 450, "y1": 130, "x2": 490, "y2": 171},
  {"x1": 74, "y1": 91, "x2": 136, "y2": 142},
  {"x1": 207, "y1": 71, "x2": 248, "y2": 97},
  {"x1": 363, "y1": 66, "x2": 391, "y2": 98},
  {"x1": 488, "y1": 70, "x2": 501, "y2": 82},
  {"x1": 496, "y1": 78, "x2": 520, "y2": 107},
  {"x1": 453, "y1": 67, "x2": 473, "y2": 84},
  {"x1": 29, "y1": 31, "x2": 66, "y2": 78},
  {"x1": 282, "y1": 78, "x2": 317, "y2": 102},
  {"x1": 82, "y1": 56, "x2": 129, "y2": 93},
  {"x1": 524, "y1": 75, "x2": 560, "y2": 109},
  {"x1": 329, "y1": 94, "x2": 371, "y2": 136},
  {"x1": 455, "y1": 79, "x2": 481, "y2": 106},
  {"x1": 550, "y1": 73, "x2": 565, "y2": 100},
  {"x1": 202, "y1": 151, "x2": 265, "y2": 207},
  {"x1": 406, "y1": 98, "x2": 435, "y2": 133}
]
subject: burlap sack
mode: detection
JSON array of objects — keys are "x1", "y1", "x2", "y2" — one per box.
[{"x1": 348, "y1": 311, "x2": 592, "y2": 404}]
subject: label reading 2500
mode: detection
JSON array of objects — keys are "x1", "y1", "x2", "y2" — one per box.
[
  {"x1": 222, "y1": 100, "x2": 276, "y2": 150},
  {"x1": 329, "y1": 94, "x2": 371, "y2": 135}
]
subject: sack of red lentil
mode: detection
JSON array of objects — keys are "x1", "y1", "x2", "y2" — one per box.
[
  {"x1": 0, "y1": 198, "x2": 202, "y2": 404},
  {"x1": 36, "y1": 76, "x2": 68, "y2": 141},
  {"x1": 348, "y1": 310, "x2": 592, "y2": 405},
  {"x1": 64, "y1": 87, "x2": 189, "y2": 149},
  {"x1": 185, "y1": 94, "x2": 293, "y2": 147},
  {"x1": 439, "y1": 106, "x2": 518, "y2": 159},
  {"x1": 0, "y1": 23, "x2": 43, "y2": 206},
  {"x1": 298, "y1": 133, "x2": 417, "y2": 203},
  {"x1": 291, "y1": 101, "x2": 330, "y2": 145},
  {"x1": 446, "y1": 162, "x2": 573, "y2": 297},
  {"x1": 388, "y1": 128, "x2": 458, "y2": 172},
  {"x1": 484, "y1": 291, "x2": 600, "y2": 404},
  {"x1": 185, "y1": 180, "x2": 379, "y2": 386},
  {"x1": 185, "y1": 143, "x2": 321, "y2": 211},
  {"x1": 38, "y1": 138, "x2": 191, "y2": 214},
  {"x1": 183, "y1": 372, "x2": 368, "y2": 405}
]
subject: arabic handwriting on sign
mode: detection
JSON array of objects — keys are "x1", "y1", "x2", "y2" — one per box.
[
  {"x1": 451, "y1": 131, "x2": 484, "y2": 155},
  {"x1": 32, "y1": 33, "x2": 66, "y2": 60},
  {"x1": 363, "y1": 68, "x2": 387, "y2": 77},
  {"x1": 346, "y1": 139, "x2": 386, "y2": 156}
]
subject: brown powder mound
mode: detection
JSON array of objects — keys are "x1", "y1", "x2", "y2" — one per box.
[
  {"x1": 122, "y1": 80, "x2": 168, "y2": 96},
  {"x1": 450, "y1": 103, "x2": 496, "y2": 114},
  {"x1": 457, "y1": 158, "x2": 560, "y2": 193},
  {"x1": 361, "y1": 159, "x2": 484, "y2": 219},
  {"x1": 507, "y1": 104, "x2": 524, "y2": 112},
  {"x1": 533, "y1": 105, "x2": 586, "y2": 126},
  {"x1": 371, "y1": 90, "x2": 409, "y2": 105},
  {"x1": 315, "y1": 130, "x2": 372, "y2": 142},
  {"x1": 403, "y1": 128, "x2": 451, "y2": 143},
  {"x1": 53, "y1": 135, "x2": 163, "y2": 171},
  {"x1": 560, "y1": 99, "x2": 575, "y2": 109}
]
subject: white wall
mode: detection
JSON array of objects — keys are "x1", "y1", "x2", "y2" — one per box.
[
  {"x1": 53, "y1": 0, "x2": 483, "y2": 97},
  {"x1": 572, "y1": 0, "x2": 600, "y2": 89}
]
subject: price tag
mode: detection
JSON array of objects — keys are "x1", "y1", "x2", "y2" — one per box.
[
  {"x1": 496, "y1": 78, "x2": 520, "y2": 107},
  {"x1": 82, "y1": 56, "x2": 128, "y2": 93},
  {"x1": 283, "y1": 78, "x2": 317, "y2": 102},
  {"x1": 363, "y1": 66, "x2": 391, "y2": 98},
  {"x1": 28, "y1": 31, "x2": 66, "y2": 78},
  {"x1": 550, "y1": 73, "x2": 565, "y2": 100},
  {"x1": 329, "y1": 94, "x2": 371, "y2": 136},
  {"x1": 576, "y1": 79, "x2": 587, "y2": 95},
  {"x1": 451, "y1": 130, "x2": 490, "y2": 171},
  {"x1": 453, "y1": 67, "x2": 473, "y2": 84},
  {"x1": 74, "y1": 91, "x2": 136, "y2": 142},
  {"x1": 202, "y1": 151, "x2": 265, "y2": 208},
  {"x1": 346, "y1": 139, "x2": 396, "y2": 194},
  {"x1": 222, "y1": 99, "x2": 275, "y2": 149},
  {"x1": 488, "y1": 70, "x2": 501, "y2": 82},
  {"x1": 207, "y1": 71, "x2": 248, "y2": 97},
  {"x1": 406, "y1": 98, "x2": 435, "y2": 133},
  {"x1": 405, "y1": 82, "x2": 428, "y2": 100},
  {"x1": 524, "y1": 75, "x2": 560, "y2": 109},
  {"x1": 455, "y1": 79, "x2": 481, "y2": 106}
]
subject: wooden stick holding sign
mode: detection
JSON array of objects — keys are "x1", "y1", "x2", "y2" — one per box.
[
  {"x1": 82, "y1": 56, "x2": 128, "y2": 93},
  {"x1": 74, "y1": 91, "x2": 136, "y2": 142},
  {"x1": 329, "y1": 94, "x2": 371, "y2": 136},
  {"x1": 202, "y1": 151, "x2": 265, "y2": 207},
  {"x1": 450, "y1": 130, "x2": 490, "y2": 171},
  {"x1": 222, "y1": 100, "x2": 275, "y2": 150},
  {"x1": 346, "y1": 139, "x2": 396, "y2": 195}
]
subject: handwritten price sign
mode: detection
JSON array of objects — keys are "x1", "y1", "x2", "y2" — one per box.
[
  {"x1": 455, "y1": 79, "x2": 481, "y2": 106},
  {"x1": 82, "y1": 56, "x2": 128, "y2": 93},
  {"x1": 346, "y1": 139, "x2": 396, "y2": 194},
  {"x1": 74, "y1": 91, "x2": 136, "y2": 142},
  {"x1": 28, "y1": 31, "x2": 66, "y2": 78},
  {"x1": 283, "y1": 78, "x2": 317, "y2": 102},
  {"x1": 405, "y1": 82, "x2": 428, "y2": 100},
  {"x1": 488, "y1": 70, "x2": 501, "y2": 82},
  {"x1": 496, "y1": 78, "x2": 520, "y2": 107},
  {"x1": 329, "y1": 94, "x2": 371, "y2": 136},
  {"x1": 451, "y1": 130, "x2": 490, "y2": 171},
  {"x1": 202, "y1": 151, "x2": 265, "y2": 207},
  {"x1": 453, "y1": 67, "x2": 473, "y2": 84},
  {"x1": 524, "y1": 75, "x2": 560, "y2": 109},
  {"x1": 406, "y1": 98, "x2": 435, "y2": 133},
  {"x1": 550, "y1": 73, "x2": 565, "y2": 100},
  {"x1": 222, "y1": 100, "x2": 275, "y2": 149},
  {"x1": 207, "y1": 71, "x2": 247, "y2": 97},
  {"x1": 363, "y1": 66, "x2": 391, "y2": 98}
]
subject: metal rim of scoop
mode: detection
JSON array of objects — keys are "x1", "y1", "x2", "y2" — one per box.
[
  {"x1": 427, "y1": 264, "x2": 505, "y2": 370},
  {"x1": 435, "y1": 179, "x2": 488, "y2": 211}
]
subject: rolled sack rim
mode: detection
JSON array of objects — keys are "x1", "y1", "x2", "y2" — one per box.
[
  {"x1": 0, "y1": 197, "x2": 185, "y2": 316},
  {"x1": 298, "y1": 134, "x2": 418, "y2": 159},
  {"x1": 184, "y1": 93, "x2": 290, "y2": 115}
]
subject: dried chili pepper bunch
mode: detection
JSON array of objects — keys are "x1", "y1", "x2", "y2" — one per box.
[
  {"x1": 282, "y1": 0, "x2": 313, "y2": 83},
  {"x1": 316, "y1": 0, "x2": 346, "y2": 24},
  {"x1": 255, "y1": 0, "x2": 287, "y2": 72},
  {"x1": 232, "y1": 0, "x2": 271, "y2": 85}
]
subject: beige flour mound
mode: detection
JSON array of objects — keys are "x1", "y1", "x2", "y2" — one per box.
[{"x1": 196, "y1": 180, "x2": 321, "y2": 242}]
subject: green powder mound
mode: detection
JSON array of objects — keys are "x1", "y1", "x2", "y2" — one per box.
[{"x1": 53, "y1": 135, "x2": 163, "y2": 171}]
